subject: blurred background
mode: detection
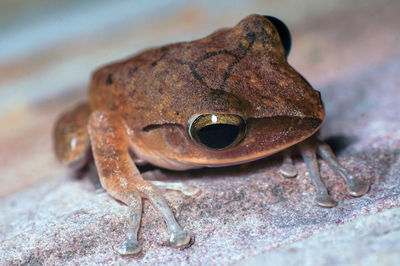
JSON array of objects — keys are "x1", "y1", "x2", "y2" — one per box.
[{"x1": 0, "y1": 0, "x2": 399, "y2": 197}]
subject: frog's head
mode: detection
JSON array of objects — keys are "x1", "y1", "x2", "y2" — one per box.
[
  {"x1": 129, "y1": 15, "x2": 324, "y2": 168},
  {"x1": 178, "y1": 15, "x2": 324, "y2": 166},
  {"x1": 185, "y1": 15, "x2": 294, "y2": 151}
]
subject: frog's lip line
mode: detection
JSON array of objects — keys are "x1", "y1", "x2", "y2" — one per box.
[
  {"x1": 168, "y1": 123, "x2": 322, "y2": 169},
  {"x1": 186, "y1": 139, "x2": 302, "y2": 168},
  {"x1": 129, "y1": 119, "x2": 322, "y2": 170}
]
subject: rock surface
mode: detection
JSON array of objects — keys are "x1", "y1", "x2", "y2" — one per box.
[
  {"x1": 1, "y1": 58, "x2": 400, "y2": 264},
  {"x1": 1, "y1": 0, "x2": 400, "y2": 265},
  {"x1": 239, "y1": 207, "x2": 400, "y2": 266}
]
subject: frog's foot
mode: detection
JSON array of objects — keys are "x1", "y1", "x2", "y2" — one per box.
[
  {"x1": 150, "y1": 181, "x2": 200, "y2": 196},
  {"x1": 116, "y1": 194, "x2": 142, "y2": 255},
  {"x1": 142, "y1": 169, "x2": 200, "y2": 196},
  {"x1": 89, "y1": 111, "x2": 192, "y2": 255},
  {"x1": 299, "y1": 136, "x2": 370, "y2": 208},
  {"x1": 169, "y1": 227, "x2": 192, "y2": 248}
]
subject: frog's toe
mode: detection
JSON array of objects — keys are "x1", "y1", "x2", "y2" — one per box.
[
  {"x1": 280, "y1": 152, "x2": 297, "y2": 178},
  {"x1": 346, "y1": 177, "x2": 370, "y2": 197},
  {"x1": 116, "y1": 237, "x2": 142, "y2": 255},
  {"x1": 180, "y1": 185, "x2": 201, "y2": 196},
  {"x1": 150, "y1": 180, "x2": 200, "y2": 196},
  {"x1": 280, "y1": 163, "x2": 298, "y2": 178},
  {"x1": 143, "y1": 170, "x2": 201, "y2": 196},
  {"x1": 314, "y1": 193, "x2": 337, "y2": 208},
  {"x1": 169, "y1": 229, "x2": 191, "y2": 249}
]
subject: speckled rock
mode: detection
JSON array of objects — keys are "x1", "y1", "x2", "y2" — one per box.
[
  {"x1": 237, "y1": 207, "x2": 400, "y2": 266},
  {"x1": 1, "y1": 57, "x2": 400, "y2": 265}
]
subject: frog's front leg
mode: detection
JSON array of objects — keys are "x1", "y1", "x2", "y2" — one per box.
[
  {"x1": 281, "y1": 135, "x2": 370, "y2": 207},
  {"x1": 88, "y1": 111, "x2": 191, "y2": 255}
]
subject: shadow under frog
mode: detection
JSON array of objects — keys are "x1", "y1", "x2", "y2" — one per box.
[{"x1": 53, "y1": 15, "x2": 370, "y2": 255}]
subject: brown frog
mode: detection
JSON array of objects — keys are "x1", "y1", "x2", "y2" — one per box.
[{"x1": 53, "y1": 14, "x2": 370, "y2": 255}]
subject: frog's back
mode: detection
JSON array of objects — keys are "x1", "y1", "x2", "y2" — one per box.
[{"x1": 89, "y1": 14, "x2": 324, "y2": 131}]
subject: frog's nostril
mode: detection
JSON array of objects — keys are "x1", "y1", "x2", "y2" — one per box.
[{"x1": 189, "y1": 114, "x2": 246, "y2": 150}]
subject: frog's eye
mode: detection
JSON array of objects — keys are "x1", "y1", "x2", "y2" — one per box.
[
  {"x1": 189, "y1": 114, "x2": 246, "y2": 150},
  {"x1": 264, "y1": 15, "x2": 291, "y2": 57}
]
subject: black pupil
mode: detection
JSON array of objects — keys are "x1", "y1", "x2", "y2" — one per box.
[{"x1": 197, "y1": 124, "x2": 240, "y2": 149}]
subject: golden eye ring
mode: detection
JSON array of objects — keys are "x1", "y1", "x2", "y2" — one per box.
[{"x1": 188, "y1": 114, "x2": 246, "y2": 150}]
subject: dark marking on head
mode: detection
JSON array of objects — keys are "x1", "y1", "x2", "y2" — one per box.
[
  {"x1": 269, "y1": 59, "x2": 278, "y2": 66},
  {"x1": 188, "y1": 31, "x2": 256, "y2": 92},
  {"x1": 151, "y1": 50, "x2": 168, "y2": 68},
  {"x1": 128, "y1": 66, "x2": 139, "y2": 77},
  {"x1": 199, "y1": 89, "x2": 246, "y2": 112},
  {"x1": 189, "y1": 63, "x2": 212, "y2": 90},
  {"x1": 245, "y1": 32, "x2": 256, "y2": 41},
  {"x1": 106, "y1": 74, "x2": 113, "y2": 85},
  {"x1": 175, "y1": 111, "x2": 180, "y2": 115}
]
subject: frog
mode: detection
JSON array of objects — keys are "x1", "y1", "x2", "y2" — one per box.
[{"x1": 53, "y1": 14, "x2": 370, "y2": 255}]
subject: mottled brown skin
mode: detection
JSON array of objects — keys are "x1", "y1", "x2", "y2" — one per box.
[
  {"x1": 53, "y1": 15, "x2": 369, "y2": 255},
  {"x1": 86, "y1": 15, "x2": 324, "y2": 169}
]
